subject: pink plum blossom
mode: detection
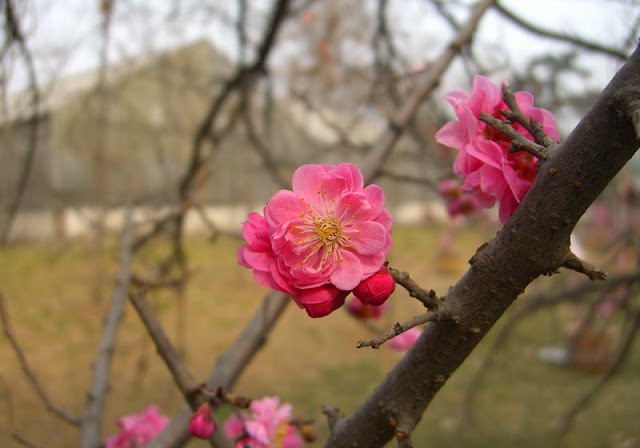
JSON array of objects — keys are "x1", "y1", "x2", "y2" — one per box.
[
  {"x1": 105, "y1": 406, "x2": 169, "y2": 448},
  {"x1": 238, "y1": 163, "x2": 392, "y2": 317},
  {"x1": 438, "y1": 179, "x2": 482, "y2": 218},
  {"x1": 223, "y1": 396, "x2": 303, "y2": 448},
  {"x1": 435, "y1": 75, "x2": 560, "y2": 222},
  {"x1": 388, "y1": 328, "x2": 422, "y2": 352},
  {"x1": 347, "y1": 296, "x2": 389, "y2": 319}
]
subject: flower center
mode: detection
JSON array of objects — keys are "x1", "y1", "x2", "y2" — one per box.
[{"x1": 313, "y1": 216, "x2": 341, "y2": 245}]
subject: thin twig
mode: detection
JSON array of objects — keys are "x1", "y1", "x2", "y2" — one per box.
[
  {"x1": 0, "y1": 295, "x2": 81, "y2": 425},
  {"x1": 356, "y1": 311, "x2": 451, "y2": 349},
  {"x1": 321, "y1": 405, "x2": 343, "y2": 431},
  {"x1": 562, "y1": 251, "x2": 607, "y2": 281},
  {"x1": 388, "y1": 266, "x2": 440, "y2": 310},
  {"x1": 478, "y1": 112, "x2": 550, "y2": 160},
  {"x1": 360, "y1": 0, "x2": 496, "y2": 183},
  {"x1": 500, "y1": 84, "x2": 558, "y2": 148},
  {"x1": 494, "y1": 1, "x2": 628, "y2": 61},
  {"x1": 79, "y1": 209, "x2": 135, "y2": 448},
  {"x1": 0, "y1": 0, "x2": 41, "y2": 247}
]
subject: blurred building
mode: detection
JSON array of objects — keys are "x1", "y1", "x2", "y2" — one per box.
[{"x1": 0, "y1": 40, "x2": 445, "y2": 241}]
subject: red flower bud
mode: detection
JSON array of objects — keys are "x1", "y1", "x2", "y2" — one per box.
[
  {"x1": 189, "y1": 404, "x2": 216, "y2": 440},
  {"x1": 353, "y1": 267, "x2": 395, "y2": 306},
  {"x1": 294, "y1": 285, "x2": 350, "y2": 318}
]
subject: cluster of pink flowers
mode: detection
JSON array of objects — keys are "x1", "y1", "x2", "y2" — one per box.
[
  {"x1": 105, "y1": 406, "x2": 169, "y2": 448},
  {"x1": 238, "y1": 163, "x2": 394, "y2": 317},
  {"x1": 435, "y1": 75, "x2": 560, "y2": 223},
  {"x1": 224, "y1": 396, "x2": 303, "y2": 448}
]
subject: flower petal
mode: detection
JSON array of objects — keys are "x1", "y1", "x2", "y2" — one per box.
[
  {"x1": 344, "y1": 221, "x2": 386, "y2": 255},
  {"x1": 335, "y1": 163, "x2": 364, "y2": 191},
  {"x1": 330, "y1": 250, "x2": 363, "y2": 290},
  {"x1": 265, "y1": 190, "x2": 308, "y2": 227},
  {"x1": 291, "y1": 164, "x2": 333, "y2": 200}
]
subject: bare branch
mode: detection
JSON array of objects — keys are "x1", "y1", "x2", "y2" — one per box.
[
  {"x1": 500, "y1": 84, "x2": 558, "y2": 148},
  {"x1": 128, "y1": 290, "x2": 200, "y2": 408},
  {"x1": 494, "y1": 1, "x2": 628, "y2": 61},
  {"x1": 79, "y1": 209, "x2": 135, "y2": 448},
  {"x1": 322, "y1": 404, "x2": 343, "y2": 431},
  {"x1": 378, "y1": 170, "x2": 440, "y2": 190},
  {"x1": 324, "y1": 41, "x2": 640, "y2": 448},
  {"x1": 388, "y1": 266, "x2": 441, "y2": 310},
  {"x1": 0, "y1": 294, "x2": 81, "y2": 425},
  {"x1": 360, "y1": 0, "x2": 496, "y2": 183},
  {"x1": 0, "y1": 0, "x2": 42, "y2": 247},
  {"x1": 478, "y1": 112, "x2": 550, "y2": 160},
  {"x1": 562, "y1": 251, "x2": 607, "y2": 281},
  {"x1": 558, "y1": 307, "x2": 640, "y2": 437},
  {"x1": 143, "y1": 291, "x2": 290, "y2": 448},
  {"x1": 356, "y1": 310, "x2": 452, "y2": 349}
]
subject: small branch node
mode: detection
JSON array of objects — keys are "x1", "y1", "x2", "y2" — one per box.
[
  {"x1": 216, "y1": 387, "x2": 252, "y2": 409},
  {"x1": 395, "y1": 430, "x2": 414, "y2": 448},
  {"x1": 628, "y1": 100, "x2": 640, "y2": 139},
  {"x1": 321, "y1": 404, "x2": 343, "y2": 431}
]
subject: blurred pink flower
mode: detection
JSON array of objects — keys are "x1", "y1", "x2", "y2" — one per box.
[
  {"x1": 388, "y1": 328, "x2": 422, "y2": 352},
  {"x1": 435, "y1": 75, "x2": 560, "y2": 222},
  {"x1": 189, "y1": 403, "x2": 216, "y2": 440},
  {"x1": 105, "y1": 406, "x2": 169, "y2": 448},
  {"x1": 347, "y1": 296, "x2": 389, "y2": 319},
  {"x1": 300, "y1": 9, "x2": 315, "y2": 24},
  {"x1": 438, "y1": 179, "x2": 482, "y2": 218},
  {"x1": 224, "y1": 397, "x2": 303, "y2": 448},
  {"x1": 238, "y1": 163, "x2": 392, "y2": 317}
]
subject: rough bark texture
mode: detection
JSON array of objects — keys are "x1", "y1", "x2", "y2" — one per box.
[{"x1": 324, "y1": 45, "x2": 640, "y2": 448}]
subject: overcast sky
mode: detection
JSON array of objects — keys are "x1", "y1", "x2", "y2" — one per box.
[{"x1": 15, "y1": 1, "x2": 634, "y2": 85}]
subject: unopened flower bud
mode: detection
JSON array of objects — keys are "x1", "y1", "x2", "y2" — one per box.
[
  {"x1": 353, "y1": 267, "x2": 395, "y2": 306},
  {"x1": 294, "y1": 285, "x2": 350, "y2": 318},
  {"x1": 189, "y1": 404, "x2": 216, "y2": 439}
]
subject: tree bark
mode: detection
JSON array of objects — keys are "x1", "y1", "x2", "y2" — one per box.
[{"x1": 324, "y1": 44, "x2": 640, "y2": 448}]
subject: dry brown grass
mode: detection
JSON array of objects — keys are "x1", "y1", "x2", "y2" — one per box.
[{"x1": 1, "y1": 225, "x2": 638, "y2": 447}]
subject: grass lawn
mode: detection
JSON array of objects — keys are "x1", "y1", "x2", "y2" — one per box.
[{"x1": 0, "y1": 224, "x2": 638, "y2": 447}]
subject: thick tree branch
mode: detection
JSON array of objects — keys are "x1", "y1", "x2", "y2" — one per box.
[{"x1": 324, "y1": 44, "x2": 640, "y2": 448}]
